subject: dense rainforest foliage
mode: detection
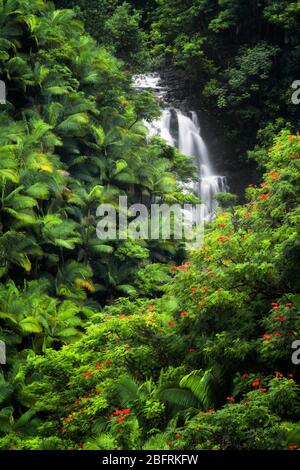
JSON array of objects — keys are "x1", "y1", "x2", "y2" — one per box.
[
  {"x1": 149, "y1": 0, "x2": 300, "y2": 159},
  {"x1": 0, "y1": 0, "x2": 300, "y2": 451}
]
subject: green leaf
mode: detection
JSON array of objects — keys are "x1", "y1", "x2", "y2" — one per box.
[{"x1": 19, "y1": 317, "x2": 42, "y2": 334}]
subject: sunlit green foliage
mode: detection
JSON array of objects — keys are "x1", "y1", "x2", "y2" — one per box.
[{"x1": 1, "y1": 129, "x2": 300, "y2": 450}]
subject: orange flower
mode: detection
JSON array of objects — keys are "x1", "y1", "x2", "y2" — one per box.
[
  {"x1": 259, "y1": 193, "x2": 271, "y2": 200},
  {"x1": 83, "y1": 372, "x2": 93, "y2": 378},
  {"x1": 180, "y1": 311, "x2": 189, "y2": 317},
  {"x1": 268, "y1": 171, "x2": 279, "y2": 180},
  {"x1": 263, "y1": 334, "x2": 271, "y2": 341}
]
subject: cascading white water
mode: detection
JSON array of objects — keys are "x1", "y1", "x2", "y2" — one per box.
[{"x1": 133, "y1": 73, "x2": 228, "y2": 221}]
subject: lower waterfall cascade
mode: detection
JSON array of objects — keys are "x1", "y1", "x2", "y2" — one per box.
[{"x1": 134, "y1": 73, "x2": 228, "y2": 222}]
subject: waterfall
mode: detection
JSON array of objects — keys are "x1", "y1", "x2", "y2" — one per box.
[{"x1": 133, "y1": 73, "x2": 228, "y2": 221}]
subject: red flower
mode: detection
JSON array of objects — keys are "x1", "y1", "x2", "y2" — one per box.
[
  {"x1": 168, "y1": 321, "x2": 175, "y2": 327},
  {"x1": 119, "y1": 429, "x2": 124, "y2": 433},
  {"x1": 274, "y1": 314, "x2": 287, "y2": 322},
  {"x1": 191, "y1": 287, "x2": 197, "y2": 292},
  {"x1": 113, "y1": 409, "x2": 123, "y2": 416},
  {"x1": 83, "y1": 372, "x2": 93, "y2": 378},
  {"x1": 226, "y1": 396, "x2": 234, "y2": 402},
  {"x1": 273, "y1": 332, "x2": 281, "y2": 337},
  {"x1": 252, "y1": 379, "x2": 260, "y2": 388},
  {"x1": 206, "y1": 409, "x2": 215, "y2": 413},
  {"x1": 263, "y1": 334, "x2": 271, "y2": 341},
  {"x1": 96, "y1": 363, "x2": 103, "y2": 370},
  {"x1": 170, "y1": 266, "x2": 177, "y2": 271},
  {"x1": 217, "y1": 236, "x2": 227, "y2": 243},
  {"x1": 175, "y1": 433, "x2": 182, "y2": 438},
  {"x1": 201, "y1": 287, "x2": 210, "y2": 291},
  {"x1": 117, "y1": 416, "x2": 125, "y2": 422},
  {"x1": 259, "y1": 193, "x2": 271, "y2": 200},
  {"x1": 105, "y1": 360, "x2": 112, "y2": 366},
  {"x1": 123, "y1": 408, "x2": 131, "y2": 415},
  {"x1": 288, "y1": 374, "x2": 294, "y2": 379},
  {"x1": 219, "y1": 223, "x2": 226, "y2": 228},
  {"x1": 259, "y1": 388, "x2": 267, "y2": 393},
  {"x1": 275, "y1": 372, "x2": 283, "y2": 378},
  {"x1": 208, "y1": 273, "x2": 217, "y2": 278},
  {"x1": 180, "y1": 311, "x2": 189, "y2": 317},
  {"x1": 288, "y1": 444, "x2": 298, "y2": 450}
]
